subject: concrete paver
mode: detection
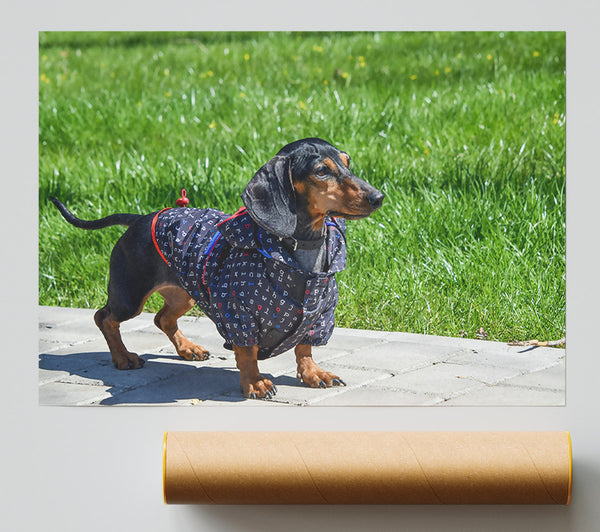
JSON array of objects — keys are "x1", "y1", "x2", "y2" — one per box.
[{"x1": 38, "y1": 306, "x2": 566, "y2": 406}]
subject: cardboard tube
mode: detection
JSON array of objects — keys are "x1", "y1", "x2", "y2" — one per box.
[{"x1": 163, "y1": 431, "x2": 572, "y2": 505}]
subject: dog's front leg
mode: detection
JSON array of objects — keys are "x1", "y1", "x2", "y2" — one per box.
[
  {"x1": 234, "y1": 345, "x2": 277, "y2": 399},
  {"x1": 295, "y1": 344, "x2": 346, "y2": 388}
]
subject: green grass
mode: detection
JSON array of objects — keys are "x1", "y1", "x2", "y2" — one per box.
[{"x1": 39, "y1": 31, "x2": 565, "y2": 342}]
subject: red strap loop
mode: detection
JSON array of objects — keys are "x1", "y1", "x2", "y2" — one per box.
[{"x1": 175, "y1": 189, "x2": 189, "y2": 207}]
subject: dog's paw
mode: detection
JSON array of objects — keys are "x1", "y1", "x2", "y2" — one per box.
[
  {"x1": 113, "y1": 351, "x2": 145, "y2": 370},
  {"x1": 241, "y1": 375, "x2": 277, "y2": 400},
  {"x1": 297, "y1": 366, "x2": 346, "y2": 389},
  {"x1": 177, "y1": 342, "x2": 210, "y2": 361}
]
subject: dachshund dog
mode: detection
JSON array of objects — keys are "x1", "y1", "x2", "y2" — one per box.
[{"x1": 50, "y1": 138, "x2": 384, "y2": 399}]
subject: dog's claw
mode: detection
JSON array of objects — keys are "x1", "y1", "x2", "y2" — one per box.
[
  {"x1": 332, "y1": 378, "x2": 346, "y2": 387},
  {"x1": 318, "y1": 380, "x2": 327, "y2": 388},
  {"x1": 250, "y1": 392, "x2": 257, "y2": 400},
  {"x1": 115, "y1": 357, "x2": 144, "y2": 370}
]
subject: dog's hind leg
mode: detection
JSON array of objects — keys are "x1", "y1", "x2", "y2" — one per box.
[
  {"x1": 94, "y1": 273, "x2": 160, "y2": 370},
  {"x1": 154, "y1": 286, "x2": 210, "y2": 361},
  {"x1": 94, "y1": 305, "x2": 146, "y2": 370},
  {"x1": 93, "y1": 222, "x2": 171, "y2": 370}
]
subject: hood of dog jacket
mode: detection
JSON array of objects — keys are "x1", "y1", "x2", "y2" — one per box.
[{"x1": 152, "y1": 207, "x2": 346, "y2": 359}]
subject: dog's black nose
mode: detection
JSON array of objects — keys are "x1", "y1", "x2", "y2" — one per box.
[{"x1": 368, "y1": 190, "x2": 385, "y2": 210}]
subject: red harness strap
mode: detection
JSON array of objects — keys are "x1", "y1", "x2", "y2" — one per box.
[
  {"x1": 151, "y1": 208, "x2": 173, "y2": 266},
  {"x1": 216, "y1": 206, "x2": 247, "y2": 227}
]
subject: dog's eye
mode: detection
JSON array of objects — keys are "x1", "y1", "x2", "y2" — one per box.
[{"x1": 314, "y1": 165, "x2": 329, "y2": 178}]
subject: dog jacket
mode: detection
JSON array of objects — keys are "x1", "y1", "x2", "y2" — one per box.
[{"x1": 151, "y1": 206, "x2": 346, "y2": 359}]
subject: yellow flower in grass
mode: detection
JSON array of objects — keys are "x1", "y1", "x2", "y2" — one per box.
[
  {"x1": 165, "y1": 91, "x2": 171, "y2": 98},
  {"x1": 209, "y1": 121, "x2": 216, "y2": 129},
  {"x1": 299, "y1": 101, "x2": 307, "y2": 110},
  {"x1": 487, "y1": 54, "x2": 493, "y2": 61},
  {"x1": 445, "y1": 67, "x2": 451, "y2": 73},
  {"x1": 410, "y1": 74, "x2": 417, "y2": 81},
  {"x1": 312, "y1": 45, "x2": 323, "y2": 52},
  {"x1": 164, "y1": 68, "x2": 170, "y2": 76},
  {"x1": 533, "y1": 51, "x2": 540, "y2": 57},
  {"x1": 244, "y1": 53, "x2": 250, "y2": 61},
  {"x1": 40, "y1": 73, "x2": 50, "y2": 84}
]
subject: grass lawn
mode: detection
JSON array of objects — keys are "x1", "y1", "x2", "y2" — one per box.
[{"x1": 39, "y1": 31, "x2": 565, "y2": 342}]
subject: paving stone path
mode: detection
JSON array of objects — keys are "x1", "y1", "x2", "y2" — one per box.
[{"x1": 38, "y1": 306, "x2": 565, "y2": 406}]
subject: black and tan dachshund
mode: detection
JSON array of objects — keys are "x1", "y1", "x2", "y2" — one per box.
[{"x1": 50, "y1": 138, "x2": 384, "y2": 399}]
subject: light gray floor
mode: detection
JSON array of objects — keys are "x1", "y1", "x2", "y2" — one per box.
[{"x1": 39, "y1": 306, "x2": 565, "y2": 406}]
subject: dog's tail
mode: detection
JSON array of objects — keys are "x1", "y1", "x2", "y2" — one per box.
[{"x1": 50, "y1": 197, "x2": 142, "y2": 230}]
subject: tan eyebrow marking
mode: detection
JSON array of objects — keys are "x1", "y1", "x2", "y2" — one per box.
[{"x1": 322, "y1": 157, "x2": 337, "y2": 172}]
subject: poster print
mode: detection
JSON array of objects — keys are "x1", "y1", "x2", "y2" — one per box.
[{"x1": 39, "y1": 31, "x2": 565, "y2": 406}]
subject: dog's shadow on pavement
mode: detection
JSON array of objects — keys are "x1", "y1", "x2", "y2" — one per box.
[{"x1": 38, "y1": 351, "x2": 294, "y2": 405}]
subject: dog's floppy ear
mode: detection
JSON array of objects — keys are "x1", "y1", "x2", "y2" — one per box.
[{"x1": 241, "y1": 155, "x2": 296, "y2": 238}]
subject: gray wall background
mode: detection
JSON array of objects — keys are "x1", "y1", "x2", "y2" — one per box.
[{"x1": 3, "y1": 1, "x2": 599, "y2": 530}]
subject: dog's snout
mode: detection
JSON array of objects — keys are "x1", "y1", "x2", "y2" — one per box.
[
  {"x1": 352, "y1": 175, "x2": 385, "y2": 212},
  {"x1": 367, "y1": 190, "x2": 385, "y2": 210}
]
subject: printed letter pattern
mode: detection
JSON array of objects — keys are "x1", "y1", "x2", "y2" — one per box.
[{"x1": 153, "y1": 207, "x2": 346, "y2": 360}]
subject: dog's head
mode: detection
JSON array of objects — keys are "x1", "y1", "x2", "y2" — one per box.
[{"x1": 241, "y1": 138, "x2": 384, "y2": 237}]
